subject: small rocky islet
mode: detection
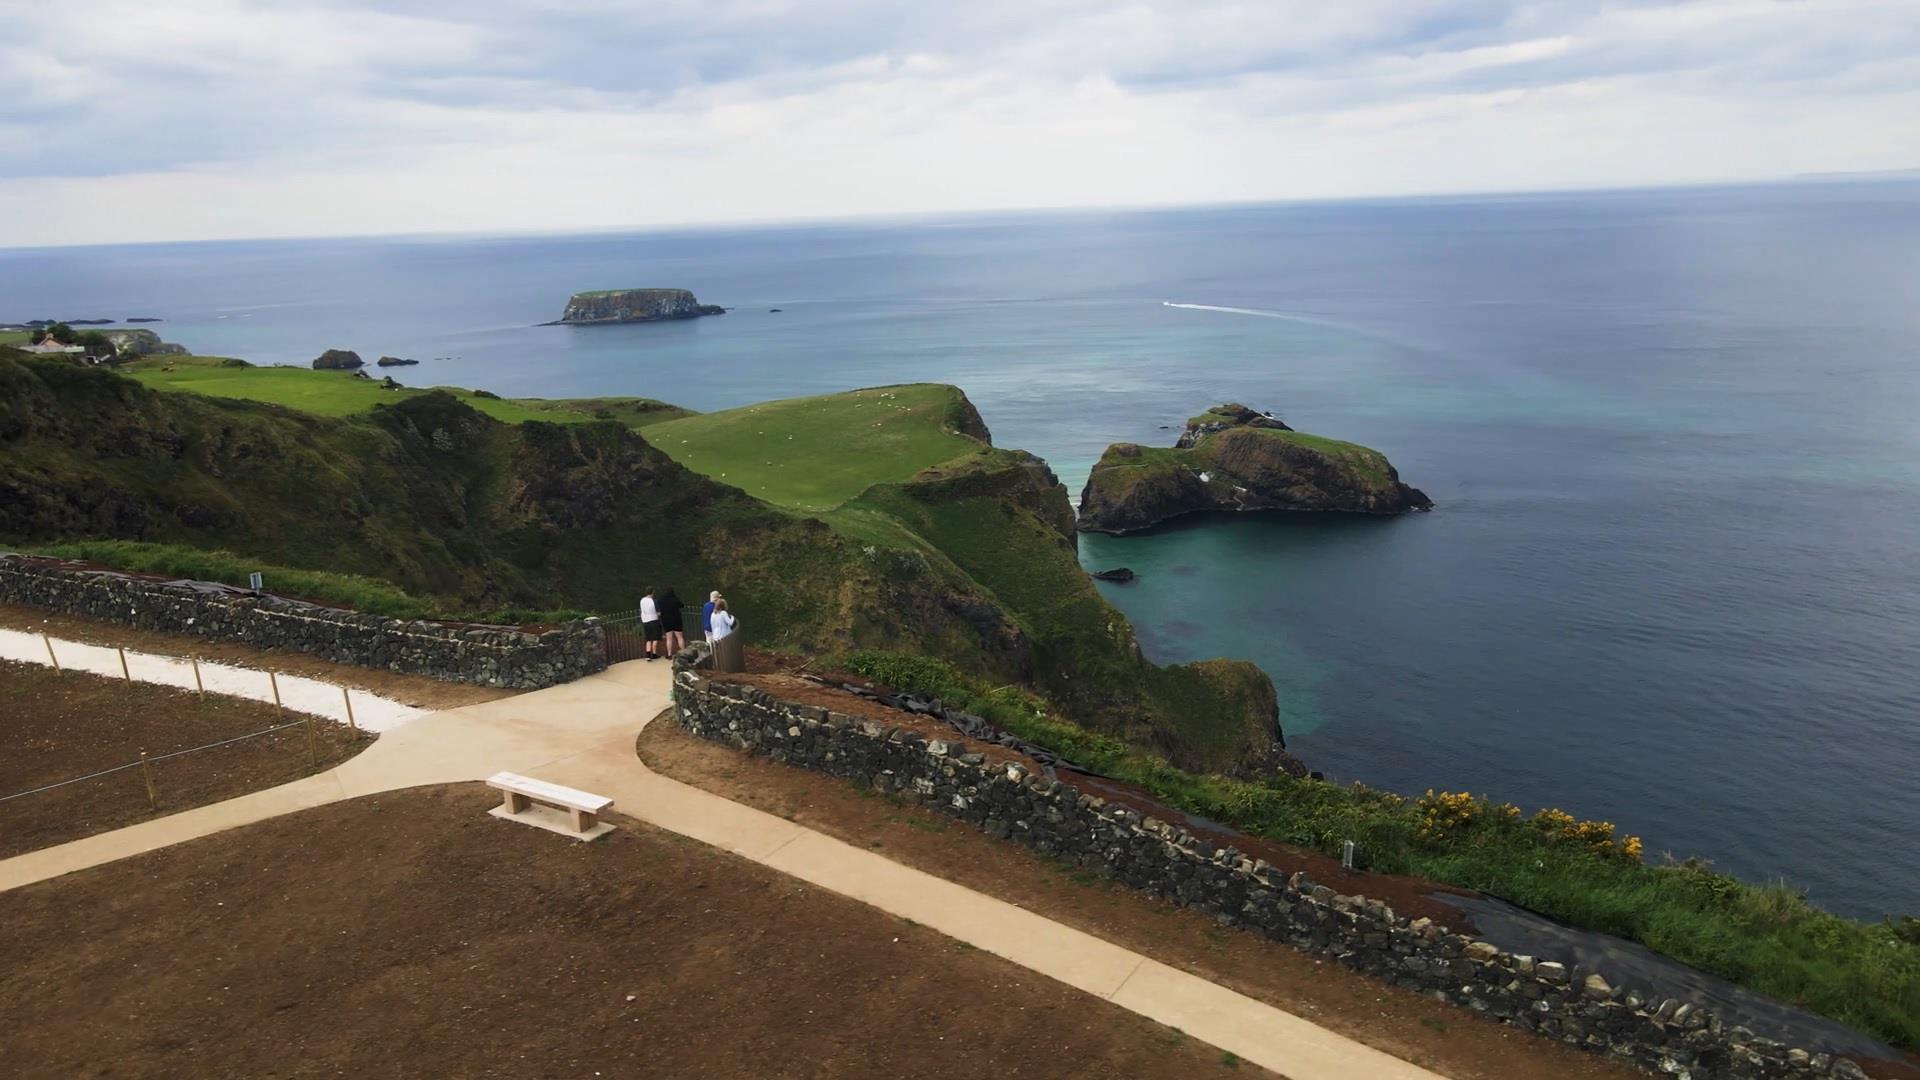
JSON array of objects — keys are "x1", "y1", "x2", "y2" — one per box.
[
  {"x1": 1077, "y1": 403, "x2": 1432, "y2": 534},
  {"x1": 546, "y1": 287, "x2": 725, "y2": 325}
]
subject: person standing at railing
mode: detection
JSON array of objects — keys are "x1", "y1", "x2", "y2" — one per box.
[
  {"x1": 709, "y1": 598, "x2": 745, "y2": 673},
  {"x1": 639, "y1": 586, "x2": 662, "y2": 662},
  {"x1": 702, "y1": 590, "x2": 721, "y2": 643},
  {"x1": 657, "y1": 587, "x2": 686, "y2": 659}
]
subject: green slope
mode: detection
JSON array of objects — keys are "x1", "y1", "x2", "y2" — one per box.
[
  {"x1": 123, "y1": 356, "x2": 691, "y2": 427},
  {"x1": 644, "y1": 384, "x2": 990, "y2": 510},
  {"x1": 3, "y1": 356, "x2": 1286, "y2": 775},
  {"x1": 655, "y1": 384, "x2": 1287, "y2": 773}
]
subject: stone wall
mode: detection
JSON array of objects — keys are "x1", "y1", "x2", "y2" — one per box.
[
  {"x1": 0, "y1": 555, "x2": 605, "y2": 689},
  {"x1": 671, "y1": 649, "x2": 1871, "y2": 1080}
]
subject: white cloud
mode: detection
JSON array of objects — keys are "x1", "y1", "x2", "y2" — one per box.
[{"x1": 1, "y1": 0, "x2": 1916, "y2": 245}]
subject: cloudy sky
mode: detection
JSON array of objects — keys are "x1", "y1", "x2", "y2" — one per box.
[{"x1": 4, "y1": 0, "x2": 1918, "y2": 246}]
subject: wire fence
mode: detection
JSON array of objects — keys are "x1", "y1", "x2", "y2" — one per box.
[
  {"x1": 0, "y1": 636, "x2": 374, "y2": 830},
  {"x1": 0, "y1": 716, "x2": 318, "y2": 806}
]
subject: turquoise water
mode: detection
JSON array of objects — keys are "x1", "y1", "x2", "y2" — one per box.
[{"x1": 6, "y1": 181, "x2": 1919, "y2": 918}]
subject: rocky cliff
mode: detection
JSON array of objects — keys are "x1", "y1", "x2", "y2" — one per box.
[
  {"x1": 556, "y1": 288, "x2": 725, "y2": 325},
  {"x1": 103, "y1": 329, "x2": 188, "y2": 358},
  {"x1": 1078, "y1": 403, "x2": 1432, "y2": 534},
  {"x1": 311, "y1": 349, "x2": 363, "y2": 370}
]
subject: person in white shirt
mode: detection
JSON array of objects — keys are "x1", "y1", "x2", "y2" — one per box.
[
  {"x1": 709, "y1": 599, "x2": 737, "y2": 641},
  {"x1": 639, "y1": 586, "x2": 662, "y2": 661}
]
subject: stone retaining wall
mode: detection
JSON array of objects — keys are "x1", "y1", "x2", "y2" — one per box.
[
  {"x1": 0, "y1": 555, "x2": 605, "y2": 689},
  {"x1": 671, "y1": 648, "x2": 1870, "y2": 1080}
]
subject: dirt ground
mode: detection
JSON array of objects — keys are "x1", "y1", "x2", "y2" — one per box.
[
  {"x1": 0, "y1": 602, "x2": 515, "y2": 710},
  {"x1": 0, "y1": 659, "x2": 368, "y2": 858},
  {"x1": 0, "y1": 783, "x2": 1273, "y2": 1080},
  {"x1": 639, "y1": 713, "x2": 1646, "y2": 1080}
]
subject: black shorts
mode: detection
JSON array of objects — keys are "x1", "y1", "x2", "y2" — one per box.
[{"x1": 642, "y1": 619, "x2": 663, "y2": 641}]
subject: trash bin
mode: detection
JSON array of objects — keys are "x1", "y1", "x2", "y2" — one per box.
[{"x1": 712, "y1": 631, "x2": 746, "y2": 673}]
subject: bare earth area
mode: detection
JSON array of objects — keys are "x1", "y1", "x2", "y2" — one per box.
[
  {"x1": 0, "y1": 659, "x2": 367, "y2": 858},
  {"x1": 639, "y1": 713, "x2": 1644, "y2": 1080},
  {"x1": 0, "y1": 602, "x2": 516, "y2": 710},
  {"x1": 0, "y1": 783, "x2": 1271, "y2": 1080}
]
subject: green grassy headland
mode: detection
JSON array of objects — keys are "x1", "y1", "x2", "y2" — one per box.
[
  {"x1": 644, "y1": 384, "x2": 989, "y2": 511},
  {"x1": 8, "y1": 347, "x2": 1917, "y2": 1051},
  {"x1": 121, "y1": 355, "x2": 690, "y2": 427}
]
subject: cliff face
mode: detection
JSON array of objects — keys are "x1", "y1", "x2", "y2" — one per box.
[
  {"x1": 558, "y1": 288, "x2": 725, "y2": 325},
  {"x1": 312, "y1": 349, "x2": 363, "y2": 370},
  {"x1": 1078, "y1": 404, "x2": 1432, "y2": 533},
  {"x1": 104, "y1": 329, "x2": 188, "y2": 357}
]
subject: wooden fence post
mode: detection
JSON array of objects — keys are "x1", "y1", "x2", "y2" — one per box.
[
  {"x1": 192, "y1": 659, "x2": 204, "y2": 694},
  {"x1": 305, "y1": 713, "x2": 318, "y2": 767},
  {"x1": 341, "y1": 687, "x2": 358, "y2": 734},
  {"x1": 269, "y1": 671, "x2": 282, "y2": 709},
  {"x1": 117, "y1": 647, "x2": 132, "y2": 683},
  {"x1": 41, "y1": 633, "x2": 60, "y2": 673},
  {"x1": 139, "y1": 750, "x2": 157, "y2": 810}
]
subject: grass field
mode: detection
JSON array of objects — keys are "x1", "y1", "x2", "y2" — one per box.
[
  {"x1": 646, "y1": 384, "x2": 989, "y2": 510},
  {"x1": 0, "y1": 330, "x2": 31, "y2": 347},
  {"x1": 122, "y1": 356, "x2": 690, "y2": 427}
]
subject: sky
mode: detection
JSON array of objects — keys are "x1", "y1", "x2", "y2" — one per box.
[{"x1": 3, "y1": 0, "x2": 1918, "y2": 247}]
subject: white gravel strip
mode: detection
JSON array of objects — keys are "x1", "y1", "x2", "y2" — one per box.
[{"x1": 0, "y1": 627, "x2": 426, "y2": 734}]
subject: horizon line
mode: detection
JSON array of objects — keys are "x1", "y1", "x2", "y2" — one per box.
[{"x1": 5, "y1": 170, "x2": 1918, "y2": 255}]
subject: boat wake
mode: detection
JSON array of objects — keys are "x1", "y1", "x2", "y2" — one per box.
[
  {"x1": 1162, "y1": 301, "x2": 1309, "y2": 320},
  {"x1": 1161, "y1": 300, "x2": 1426, "y2": 353}
]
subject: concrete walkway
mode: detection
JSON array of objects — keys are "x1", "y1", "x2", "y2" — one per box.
[{"x1": 0, "y1": 659, "x2": 1440, "y2": 1080}]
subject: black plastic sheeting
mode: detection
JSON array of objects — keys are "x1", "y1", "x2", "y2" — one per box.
[{"x1": 1436, "y1": 893, "x2": 1898, "y2": 1061}]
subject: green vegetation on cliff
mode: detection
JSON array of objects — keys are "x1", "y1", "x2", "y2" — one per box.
[
  {"x1": 846, "y1": 651, "x2": 1920, "y2": 1053},
  {"x1": 1078, "y1": 404, "x2": 1431, "y2": 533},
  {"x1": 1, "y1": 354, "x2": 1284, "y2": 776},
  {"x1": 649, "y1": 384, "x2": 1288, "y2": 775},
  {"x1": 123, "y1": 356, "x2": 691, "y2": 426},
  {"x1": 644, "y1": 385, "x2": 989, "y2": 510}
]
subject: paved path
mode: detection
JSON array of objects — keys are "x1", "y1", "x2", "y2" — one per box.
[
  {"x1": 0, "y1": 659, "x2": 1441, "y2": 1080},
  {"x1": 0, "y1": 627, "x2": 424, "y2": 732}
]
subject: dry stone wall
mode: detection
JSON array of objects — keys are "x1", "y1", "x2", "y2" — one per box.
[
  {"x1": 671, "y1": 647, "x2": 1873, "y2": 1080},
  {"x1": 0, "y1": 555, "x2": 604, "y2": 689}
]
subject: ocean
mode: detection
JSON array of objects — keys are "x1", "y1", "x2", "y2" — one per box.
[{"x1": 5, "y1": 180, "x2": 1917, "y2": 920}]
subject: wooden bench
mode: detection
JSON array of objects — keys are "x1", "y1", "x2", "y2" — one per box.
[{"x1": 486, "y1": 772, "x2": 615, "y2": 841}]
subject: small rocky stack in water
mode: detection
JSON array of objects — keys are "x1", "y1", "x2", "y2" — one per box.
[
  {"x1": 554, "y1": 288, "x2": 725, "y2": 325},
  {"x1": 312, "y1": 349, "x2": 364, "y2": 370},
  {"x1": 1077, "y1": 402, "x2": 1433, "y2": 533}
]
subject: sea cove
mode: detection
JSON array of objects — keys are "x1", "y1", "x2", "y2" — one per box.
[{"x1": 6, "y1": 180, "x2": 1919, "y2": 921}]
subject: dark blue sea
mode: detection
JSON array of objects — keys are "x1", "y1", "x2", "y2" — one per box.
[{"x1": 6, "y1": 181, "x2": 1918, "y2": 920}]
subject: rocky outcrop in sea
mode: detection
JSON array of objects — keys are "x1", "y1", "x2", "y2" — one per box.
[
  {"x1": 312, "y1": 349, "x2": 364, "y2": 370},
  {"x1": 1077, "y1": 403, "x2": 1432, "y2": 534},
  {"x1": 551, "y1": 288, "x2": 725, "y2": 325}
]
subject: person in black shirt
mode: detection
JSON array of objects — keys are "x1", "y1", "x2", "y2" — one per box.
[{"x1": 656, "y1": 587, "x2": 686, "y2": 660}]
